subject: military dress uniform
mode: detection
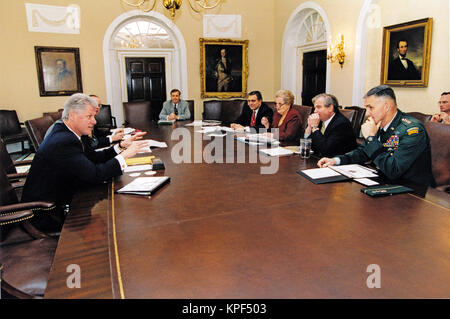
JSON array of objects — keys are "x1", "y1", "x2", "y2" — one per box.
[{"x1": 337, "y1": 110, "x2": 434, "y2": 186}]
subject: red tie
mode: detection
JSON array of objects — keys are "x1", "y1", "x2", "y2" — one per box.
[{"x1": 250, "y1": 111, "x2": 256, "y2": 126}]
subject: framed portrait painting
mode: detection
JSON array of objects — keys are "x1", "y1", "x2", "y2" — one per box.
[
  {"x1": 380, "y1": 18, "x2": 432, "y2": 87},
  {"x1": 35, "y1": 46, "x2": 83, "y2": 96},
  {"x1": 200, "y1": 38, "x2": 248, "y2": 99}
]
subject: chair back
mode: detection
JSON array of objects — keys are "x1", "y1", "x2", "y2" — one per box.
[
  {"x1": 0, "y1": 110, "x2": 22, "y2": 137},
  {"x1": 0, "y1": 139, "x2": 17, "y2": 175},
  {"x1": 407, "y1": 112, "x2": 432, "y2": 124},
  {"x1": 25, "y1": 116, "x2": 55, "y2": 151},
  {"x1": 95, "y1": 104, "x2": 117, "y2": 129},
  {"x1": 292, "y1": 104, "x2": 313, "y2": 132},
  {"x1": 202, "y1": 100, "x2": 222, "y2": 121},
  {"x1": 425, "y1": 121, "x2": 450, "y2": 187},
  {"x1": 43, "y1": 110, "x2": 63, "y2": 122},
  {"x1": 0, "y1": 166, "x2": 18, "y2": 207},
  {"x1": 221, "y1": 99, "x2": 245, "y2": 125},
  {"x1": 344, "y1": 106, "x2": 366, "y2": 137},
  {"x1": 123, "y1": 101, "x2": 152, "y2": 130},
  {"x1": 186, "y1": 100, "x2": 195, "y2": 121},
  {"x1": 340, "y1": 109, "x2": 356, "y2": 125}
]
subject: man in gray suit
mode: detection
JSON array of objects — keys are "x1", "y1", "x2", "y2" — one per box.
[{"x1": 159, "y1": 89, "x2": 191, "y2": 121}]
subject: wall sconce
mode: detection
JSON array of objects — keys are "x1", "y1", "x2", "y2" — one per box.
[{"x1": 327, "y1": 34, "x2": 345, "y2": 68}]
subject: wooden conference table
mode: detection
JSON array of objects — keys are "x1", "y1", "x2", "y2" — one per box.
[{"x1": 45, "y1": 122, "x2": 450, "y2": 299}]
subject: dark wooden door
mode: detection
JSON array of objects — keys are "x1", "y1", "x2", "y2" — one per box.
[
  {"x1": 126, "y1": 57, "x2": 166, "y2": 122},
  {"x1": 301, "y1": 50, "x2": 326, "y2": 106}
]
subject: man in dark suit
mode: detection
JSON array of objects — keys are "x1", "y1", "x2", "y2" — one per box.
[
  {"x1": 304, "y1": 93, "x2": 357, "y2": 157},
  {"x1": 318, "y1": 85, "x2": 433, "y2": 186},
  {"x1": 388, "y1": 39, "x2": 421, "y2": 80},
  {"x1": 230, "y1": 90, "x2": 273, "y2": 132},
  {"x1": 21, "y1": 93, "x2": 148, "y2": 232}
]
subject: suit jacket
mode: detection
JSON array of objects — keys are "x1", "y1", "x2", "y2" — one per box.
[
  {"x1": 22, "y1": 121, "x2": 122, "y2": 207},
  {"x1": 271, "y1": 107, "x2": 302, "y2": 142},
  {"x1": 234, "y1": 102, "x2": 273, "y2": 131},
  {"x1": 337, "y1": 110, "x2": 433, "y2": 186},
  {"x1": 388, "y1": 57, "x2": 420, "y2": 80},
  {"x1": 310, "y1": 111, "x2": 357, "y2": 157},
  {"x1": 159, "y1": 99, "x2": 191, "y2": 121}
]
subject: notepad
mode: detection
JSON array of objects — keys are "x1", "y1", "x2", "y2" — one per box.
[
  {"x1": 116, "y1": 176, "x2": 170, "y2": 196},
  {"x1": 298, "y1": 164, "x2": 378, "y2": 185},
  {"x1": 259, "y1": 147, "x2": 295, "y2": 157},
  {"x1": 125, "y1": 156, "x2": 155, "y2": 166}
]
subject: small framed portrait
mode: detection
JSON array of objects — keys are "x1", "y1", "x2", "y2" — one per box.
[
  {"x1": 380, "y1": 18, "x2": 432, "y2": 87},
  {"x1": 35, "y1": 46, "x2": 83, "y2": 96},
  {"x1": 200, "y1": 38, "x2": 248, "y2": 99}
]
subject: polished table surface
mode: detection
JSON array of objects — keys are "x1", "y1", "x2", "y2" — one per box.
[{"x1": 45, "y1": 122, "x2": 450, "y2": 298}]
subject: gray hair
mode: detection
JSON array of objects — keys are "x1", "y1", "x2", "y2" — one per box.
[
  {"x1": 363, "y1": 85, "x2": 397, "y2": 104},
  {"x1": 275, "y1": 89, "x2": 295, "y2": 107},
  {"x1": 62, "y1": 93, "x2": 98, "y2": 120},
  {"x1": 312, "y1": 93, "x2": 340, "y2": 112}
]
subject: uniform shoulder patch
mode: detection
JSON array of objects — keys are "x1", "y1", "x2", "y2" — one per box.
[{"x1": 407, "y1": 127, "x2": 419, "y2": 135}]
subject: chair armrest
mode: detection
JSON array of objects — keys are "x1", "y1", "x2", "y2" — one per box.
[
  {"x1": 0, "y1": 208, "x2": 34, "y2": 225},
  {"x1": 8, "y1": 172, "x2": 28, "y2": 181},
  {"x1": 14, "y1": 159, "x2": 33, "y2": 166},
  {"x1": 0, "y1": 201, "x2": 55, "y2": 215},
  {"x1": 11, "y1": 180, "x2": 25, "y2": 189}
]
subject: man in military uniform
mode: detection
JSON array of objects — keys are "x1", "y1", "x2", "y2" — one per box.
[{"x1": 317, "y1": 85, "x2": 433, "y2": 186}]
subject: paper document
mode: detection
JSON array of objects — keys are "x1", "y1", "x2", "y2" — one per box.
[
  {"x1": 15, "y1": 165, "x2": 31, "y2": 174},
  {"x1": 145, "y1": 139, "x2": 168, "y2": 148},
  {"x1": 354, "y1": 178, "x2": 379, "y2": 186},
  {"x1": 186, "y1": 120, "x2": 221, "y2": 126},
  {"x1": 301, "y1": 167, "x2": 342, "y2": 179},
  {"x1": 111, "y1": 127, "x2": 135, "y2": 135},
  {"x1": 259, "y1": 147, "x2": 294, "y2": 157},
  {"x1": 330, "y1": 164, "x2": 378, "y2": 178},
  {"x1": 124, "y1": 164, "x2": 153, "y2": 173},
  {"x1": 116, "y1": 176, "x2": 170, "y2": 196}
]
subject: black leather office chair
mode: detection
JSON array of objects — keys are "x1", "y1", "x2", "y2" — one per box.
[
  {"x1": 0, "y1": 138, "x2": 31, "y2": 181},
  {"x1": 24, "y1": 115, "x2": 55, "y2": 151},
  {"x1": 123, "y1": 101, "x2": 152, "y2": 130},
  {"x1": 293, "y1": 104, "x2": 313, "y2": 133},
  {"x1": 344, "y1": 106, "x2": 366, "y2": 138},
  {"x1": 0, "y1": 110, "x2": 30, "y2": 153},
  {"x1": 43, "y1": 109, "x2": 63, "y2": 122},
  {"x1": 202, "y1": 100, "x2": 222, "y2": 121},
  {"x1": 95, "y1": 104, "x2": 117, "y2": 130},
  {"x1": 0, "y1": 167, "x2": 57, "y2": 299}
]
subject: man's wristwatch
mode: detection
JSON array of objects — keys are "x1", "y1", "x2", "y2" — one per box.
[
  {"x1": 118, "y1": 141, "x2": 126, "y2": 151},
  {"x1": 367, "y1": 136, "x2": 376, "y2": 142}
]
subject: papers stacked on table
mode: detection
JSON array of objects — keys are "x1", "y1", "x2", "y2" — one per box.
[
  {"x1": 116, "y1": 176, "x2": 170, "y2": 196},
  {"x1": 259, "y1": 147, "x2": 295, "y2": 157}
]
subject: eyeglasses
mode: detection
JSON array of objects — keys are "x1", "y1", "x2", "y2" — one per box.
[{"x1": 275, "y1": 103, "x2": 286, "y2": 108}]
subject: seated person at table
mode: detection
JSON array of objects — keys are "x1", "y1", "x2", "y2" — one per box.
[
  {"x1": 89, "y1": 95, "x2": 124, "y2": 149},
  {"x1": 230, "y1": 90, "x2": 273, "y2": 131},
  {"x1": 21, "y1": 93, "x2": 148, "y2": 232},
  {"x1": 318, "y1": 85, "x2": 433, "y2": 186},
  {"x1": 159, "y1": 89, "x2": 191, "y2": 121},
  {"x1": 261, "y1": 89, "x2": 302, "y2": 142},
  {"x1": 43, "y1": 95, "x2": 124, "y2": 150},
  {"x1": 430, "y1": 92, "x2": 450, "y2": 124},
  {"x1": 304, "y1": 93, "x2": 357, "y2": 157}
]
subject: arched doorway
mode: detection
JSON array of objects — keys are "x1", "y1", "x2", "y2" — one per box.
[
  {"x1": 103, "y1": 10, "x2": 188, "y2": 125},
  {"x1": 281, "y1": 2, "x2": 331, "y2": 105}
]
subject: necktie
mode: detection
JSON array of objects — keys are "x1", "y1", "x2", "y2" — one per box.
[
  {"x1": 320, "y1": 122, "x2": 326, "y2": 134},
  {"x1": 250, "y1": 111, "x2": 256, "y2": 127},
  {"x1": 174, "y1": 104, "x2": 178, "y2": 115}
]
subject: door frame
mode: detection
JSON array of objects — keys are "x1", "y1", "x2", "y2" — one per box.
[
  {"x1": 103, "y1": 10, "x2": 188, "y2": 126},
  {"x1": 118, "y1": 49, "x2": 172, "y2": 104},
  {"x1": 297, "y1": 41, "x2": 328, "y2": 105}
]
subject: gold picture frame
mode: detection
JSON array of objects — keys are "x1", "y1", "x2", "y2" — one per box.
[
  {"x1": 200, "y1": 38, "x2": 248, "y2": 99},
  {"x1": 35, "y1": 46, "x2": 83, "y2": 96},
  {"x1": 381, "y1": 18, "x2": 432, "y2": 87}
]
